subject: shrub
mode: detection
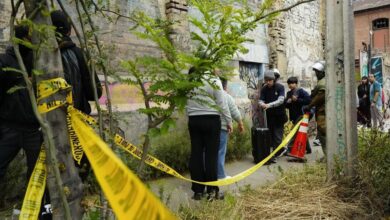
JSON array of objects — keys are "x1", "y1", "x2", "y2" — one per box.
[
  {"x1": 357, "y1": 129, "x2": 390, "y2": 213},
  {"x1": 120, "y1": 117, "x2": 251, "y2": 180},
  {"x1": 226, "y1": 120, "x2": 251, "y2": 161}
]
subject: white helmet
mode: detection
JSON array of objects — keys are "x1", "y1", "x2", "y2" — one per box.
[
  {"x1": 312, "y1": 61, "x2": 325, "y2": 72},
  {"x1": 272, "y1": 68, "x2": 280, "y2": 75}
]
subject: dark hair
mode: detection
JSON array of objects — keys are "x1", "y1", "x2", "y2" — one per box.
[
  {"x1": 51, "y1": 10, "x2": 71, "y2": 36},
  {"x1": 361, "y1": 76, "x2": 368, "y2": 80},
  {"x1": 14, "y1": 25, "x2": 29, "y2": 39},
  {"x1": 287, "y1": 76, "x2": 298, "y2": 84}
]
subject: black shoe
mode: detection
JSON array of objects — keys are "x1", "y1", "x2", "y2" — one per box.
[
  {"x1": 192, "y1": 192, "x2": 204, "y2": 200},
  {"x1": 207, "y1": 191, "x2": 224, "y2": 201},
  {"x1": 265, "y1": 158, "x2": 276, "y2": 165}
]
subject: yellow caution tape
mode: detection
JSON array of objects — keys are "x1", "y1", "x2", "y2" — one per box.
[
  {"x1": 66, "y1": 111, "x2": 83, "y2": 165},
  {"x1": 69, "y1": 108, "x2": 177, "y2": 220},
  {"x1": 37, "y1": 78, "x2": 71, "y2": 102},
  {"x1": 70, "y1": 106, "x2": 302, "y2": 186},
  {"x1": 20, "y1": 148, "x2": 47, "y2": 220}
]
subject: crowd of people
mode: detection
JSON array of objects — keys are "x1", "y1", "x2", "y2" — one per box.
[
  {"x1": 186, "y1": 61, "x2": 328, "y2": 201},
  {"x1": 1, "y1": 9, "x2": 388, "y2": 217},
  {"x1": 357, "y1": 73, "x2": 387, "y2": 129}
]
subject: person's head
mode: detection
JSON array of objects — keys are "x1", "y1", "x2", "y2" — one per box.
[
  {"x1": 213, "y1": 68, "x2": 222, "y2": 76},
  {"x1": 312, "y1": 61, "x2": 326, "y2": 80},
  {"x1": 51, "y1": 10, "x2": 71, "y2": 37},
  {"x1": 287, "y1": 76, "x2": 298, "y2": 90},
  {"x1": 361, "y1": 76, "x2": 368, "y2": 84},
  {"x1": 368, "y1": 73, "x2": 376, "y2": 83},
  {"x1": 14, "y1": 25, "x2": 31, "y2": 54},
  {"x1": 264, "y1": 69, "x2": 275, "y2": 87},
  {"x1": 220, "y1": 78, "x2": 228, "y2": 91}
]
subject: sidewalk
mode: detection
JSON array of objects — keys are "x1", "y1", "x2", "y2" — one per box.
[{"x1": 148, "y1": 138, "x2": 324, "y2": 212}]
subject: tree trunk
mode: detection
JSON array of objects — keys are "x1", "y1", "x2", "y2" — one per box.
[{"x1": 23, "y1": 1, "x2": 84, "y2": 219}]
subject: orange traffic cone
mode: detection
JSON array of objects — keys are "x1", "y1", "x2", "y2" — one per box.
[{"x1": 288, "y1": 113, "x2": 310, "y2": 160}]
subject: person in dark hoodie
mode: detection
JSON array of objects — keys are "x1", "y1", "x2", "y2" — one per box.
[
  {"x1": 50, "y1": 10, "x2": 102, "y2": 180},
  {"x1": 285, "y1": 76, "x2": 312, "y2": 154},
  {"x1": 50, "y1": 10, "x2": 102, "y2": 115},
  {"x1": 0, "y1": 26, "x2": 53, "y2": 219},
  {"x1": 0, "y1": 25, "x2": 40, "y2": 182}
]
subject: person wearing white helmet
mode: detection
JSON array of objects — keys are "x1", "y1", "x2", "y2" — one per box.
[{"x1": 303, "y1": 61, "x2": 326, "y2": 162}]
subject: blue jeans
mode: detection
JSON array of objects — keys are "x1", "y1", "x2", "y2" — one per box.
[{"x1": 217, "y1": 130, "x2": 229, "y2": 179}]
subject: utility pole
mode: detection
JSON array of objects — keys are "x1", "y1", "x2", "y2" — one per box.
[{"x1": 325, "y1": 0, "x2": 358, "y2": 179}]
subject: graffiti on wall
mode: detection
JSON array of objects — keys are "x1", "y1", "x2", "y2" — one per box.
[{"x1": 284, "y1": 0, "x2": 322, "y2": 84}]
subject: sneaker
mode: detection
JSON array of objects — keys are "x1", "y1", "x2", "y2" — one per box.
[
  {"x1": 220, "y1": 175, "x2": 232, "y2": 180},
  {"x1": 207, "y1": 191, "x2": 224, "y2": 201},
  {"x1": 278, "y1": 148, "x2": 288, "y2": 157},
  {"x1": 192, "y1": 192, "x2": 204, "y2": 200},
  {"x1": 265, "y1": 158, "x2": 276, "y2": 165},
  {"x1": 313, "y1": 139, "x2": 321, "y2": 146}
]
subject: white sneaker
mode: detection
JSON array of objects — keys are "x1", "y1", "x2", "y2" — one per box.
[{"x1": 218, "y1": 175, "x2": 232, "y2": 180}]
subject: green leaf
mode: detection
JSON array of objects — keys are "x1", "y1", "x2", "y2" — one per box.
[{"x1": 7, "y1": 85, "x2": 26, "y2": 94}]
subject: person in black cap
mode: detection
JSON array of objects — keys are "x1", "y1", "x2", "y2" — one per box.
[
  {"x1": 259, "y1": 69, "x2": 287, "y2": 161},
  {"x1": 285, "y1": 76, "x2": 312, "y2": 154},
  {"x1": 50, "y1": 10, "x2": 102, "y2": 115},
  {"x1": 51, "y1": 10, "x2": 102, "y2": 181}
]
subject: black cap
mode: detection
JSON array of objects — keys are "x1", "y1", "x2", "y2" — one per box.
[
  {"x1": 51, "y1": 10, "x2": 71, "y2": 36},
  {"x1": 287, "y1": 76, "x2": 298, "y2": 84}
]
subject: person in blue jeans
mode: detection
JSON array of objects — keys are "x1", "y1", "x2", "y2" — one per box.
[
  {"x1": 368, "y1": 73, "x2": 383, "y2": 129},
  {"x1": 218, "y1": 79, "x2": 244, "y2": 179}
]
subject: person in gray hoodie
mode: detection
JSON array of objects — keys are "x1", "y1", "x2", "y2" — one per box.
[
  {"x1": 218, "y1": 79, "x2": 244, "y2": 179},
  {"x1": 186, "y1": 68, "x2": 232, "y2": 201}
]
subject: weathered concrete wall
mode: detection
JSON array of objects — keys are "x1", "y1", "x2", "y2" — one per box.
[{"x1": 268, "y1": 0, "x2": 325, "y2": 87}]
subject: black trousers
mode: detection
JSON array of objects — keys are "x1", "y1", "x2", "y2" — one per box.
[
  {"x1": 267, "y1": 116, "x2": 285, "y2": 157},
  {"x1": 0, "y1": 125, "x2": 42, "y2": 180},
  {"x1": 188, "y1": 115, "x2": 220, "y2": 194}
]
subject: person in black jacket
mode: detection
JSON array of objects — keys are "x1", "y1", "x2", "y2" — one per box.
[
  {"x1": 51, "y1": 10, "x2": 102, "y2": 181},
  {"x1": 285, "y1": 76, "x2": 312, "y2": 154},
  {"x1": 51, "y1": 10, "x2": 102, "y2": 115},
  {"x1": 0, "y1": 26, "x2": 41, "y2": 182},
  {"x1": 259, "y1": 69, "x2": 287, "y2": 161},
  {"x1": 357, "y1": 76, "x2": 371, "y2": 126}
]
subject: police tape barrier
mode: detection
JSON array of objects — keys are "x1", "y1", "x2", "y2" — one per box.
[
  {"x1": 66, "y1": 112, "x2": 83, "y2": 165},
  {"x1": 70, "y1": 108, "x2": 177, "y2": 220},
  {"x1": 70, "y1": 106, "x2": 301, "y2": 186},
  {"x1": 20, "y1": 148, "x2": 47, "y2": 220}
]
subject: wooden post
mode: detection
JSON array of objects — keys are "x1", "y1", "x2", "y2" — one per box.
[{"x1": 325, "y1": 0, "x2": 357, "y2": 179}]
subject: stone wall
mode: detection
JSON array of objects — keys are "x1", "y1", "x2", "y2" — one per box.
[{"x1": 268, "y1": 0, "x2": 325, "y2": 87}]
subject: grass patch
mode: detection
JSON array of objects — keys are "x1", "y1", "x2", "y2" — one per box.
[{"x1": 178, "y1": 164, "x2": 380, "y2": 220}]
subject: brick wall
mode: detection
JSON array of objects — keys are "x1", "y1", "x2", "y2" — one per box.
[{"x1": 354, "y1": 7, "x2": 390, "y2": 58}]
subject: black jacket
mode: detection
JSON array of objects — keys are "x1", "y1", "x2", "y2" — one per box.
[
  {"x1": 260, "y1": 83, "x2": 287, "y2": 123},
  {"x1": 0, "y1": 47, "x2": 39, "y2": 130},
  {"x1": 285, "y1": 88, "x2": 311, "y2": 122},
  {"x1": 59, "y1": 36, "x2": 102, "y2": 114},
  {"x1": 357, "y1": 83, "x2": 370, "y2": 108}
]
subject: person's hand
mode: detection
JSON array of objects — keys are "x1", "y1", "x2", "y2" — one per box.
[
  {"x1": 227, "y1": 124, "x2": 233, "y2": 134},
  {"x1": 286, "y1": 98, "x2": 292, "y2": 103},
  {"x1": 260, "y1": 103, "x2": 269, "y2": 109},
  {"x1": 292, "y1": 95, "x2": 298, "y2": 102},
  {"x1": 363, "y1": 94, "x2": 367, "y2": 99},
  {"x1": 371, "y1": 102, "x2": 376, "y2": 107},
  {"x1": 238, "y1": 122, "x2": 244, "y2": 133}
]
